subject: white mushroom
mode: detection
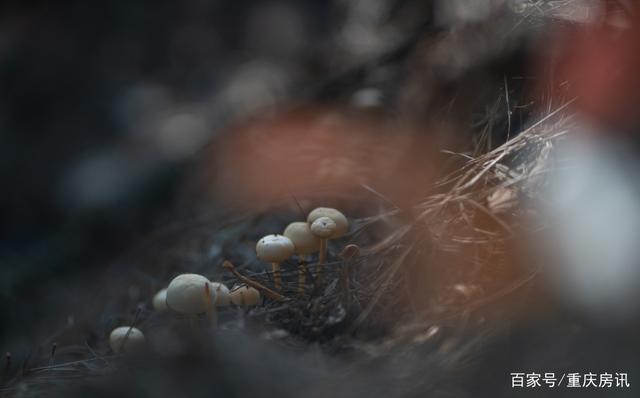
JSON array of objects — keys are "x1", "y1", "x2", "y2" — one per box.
[
  {"x1": 152, "y1": 288, "x2": 168, "y2": 311},
  {"x1": 256, "y1": 234, "x2": 294, "y2": 290},
  {"x1": 306, "y1": 207, "x2": 349, "y2": 237},
  {"x1": 284, "y1": 222, "x2": 320, "y2": 293},
  {"x1": 310, "y1": 216, "x2": 336, "y2": 280},
  {"x1": 308, "y1": 208, "x2": 349, "y2": 263},
  {"x1": 210, "y1": 282, "x2": 231, "y2": 306},
  {"x1": 308, "y1": 207, "x2": 349, "y2": 284},
  {"x1": 109, "y1": 326, "x2": 145, "y2": 353},
  {"x1": 283, "y1": 222, "x2": 320, "y2": 258},
  {"x1": 230, "y1": 285, "x2": 261, "y2": 307},
  {"x1": 310, "y1": 216, "x2": 337, "y2": 238},
  {"x1": 166, "y1": 274, "x2": 216, "y2": 315},
  {"x1": 203, "y1": 281, "x2": 218, "y2": 328}
]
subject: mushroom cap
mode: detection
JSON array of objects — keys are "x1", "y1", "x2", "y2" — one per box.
[
  {"x1": 210, "y1": 282, "x2": 231, "y2": 306},
  {"x1": 307, "y1": 207, "x2": 349, "y2": 238},
  {"x1": 310, "y1": 216, "x2": 337, "y2": 239},
  {"x1": 166, "y1": 273, "x2": 216, "y2": 314},
  {"x1": 283, "y1": 222, "x2": 320, "y2": 255},
  {"x1": 230, "y1": 285, "x2": 261, "y2": 306},
  {"x1": 109, "y1": 326, "x2": 145, "y2": 353},
  {"x1": 256, "y1": 234, "x2": 295, "y2": 262},
  {"x1": 152, "y1": 288, "x2": 168, "y2": 311}
]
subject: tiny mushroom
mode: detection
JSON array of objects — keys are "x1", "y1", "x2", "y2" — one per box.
[
  {"x1": 307, "y1": 207, "x2": 349, "y2": 265},
  {"x1": 310, "y1": 216, "x2": 337, "y2": 274},
  {"x1": 210, "y1": 282, "x2": 231, "y2": 306},
  {"x1": 307, "y1": 207, "x2": 349, "y2": 237},
  {"x1": 230, "y1": 285, "x2": 261, "y2": 307},
  {"x1": 284, "y1": 222, "x2": 320, "y2": 293},
  {"x1": 152, "y1": 288, "x2": 168, "y2": 311},
  {"x1": 109, "y1": 326, "x2": 145, "y2": 353},
  {"x1": 166, "y1": 274, "x2": 217, "y2": 320},
  {"x1": 283, "y1": 222, "x2": 320, "y2": 260},
  {"x1": 256, "y1": 234, "x2": 294, "y2": 290}
]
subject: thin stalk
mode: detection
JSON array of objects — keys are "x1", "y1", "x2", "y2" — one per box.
[
  {"x1": 317, "y1": 239, "x2": 327, "y2": 284},
  {"x1": 272, "y1": 262, "x2": 282, "y2": 290}
]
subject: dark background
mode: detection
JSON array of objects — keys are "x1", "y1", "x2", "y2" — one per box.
[
  {"x1": 0, "y1": 0, "x2": 445, "y2": 347},
  {"x1": 0, "y1": 0, "x2": 337, "y2": 346}
]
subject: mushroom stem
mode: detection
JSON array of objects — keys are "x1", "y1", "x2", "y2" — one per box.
[
  {"x1": 317, "y1": 238, "x2": 327, "y2": 282},
  {"x1": 272, "y1": 262, "x2": 282, "y2": 290},
  {"x1": 298, "y1": 257, "x2": 307, "y2": 295}
]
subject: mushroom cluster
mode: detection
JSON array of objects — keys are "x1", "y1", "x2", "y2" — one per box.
[
  {"x1": 108, "y1": 206, "x2": 348, "y2": 353},
  {"x1": 255, "y1": 206, "x2": 349, "y2": 291},
  {"x1": 108, "y1": 274, "x2": 237, "y2": 353}
]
